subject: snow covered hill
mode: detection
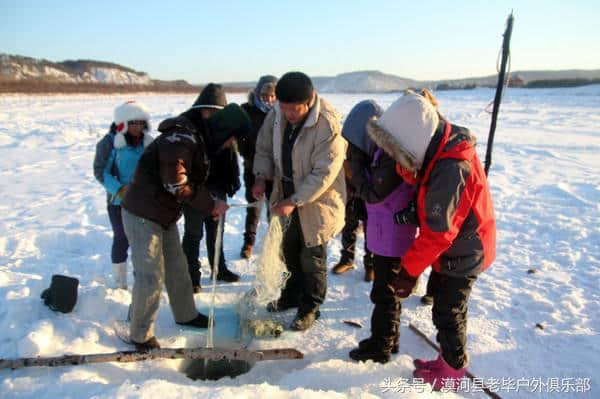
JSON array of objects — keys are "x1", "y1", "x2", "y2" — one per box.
[
  {"x1": 314, "y1": 71, "x2": 419, "y2": 93},
  {"x1": 0, "y1": 87, "x2": 598, "y2": 398},
  {"x1": 0, "y1": 54, "x2": 152, "y2": 85}
]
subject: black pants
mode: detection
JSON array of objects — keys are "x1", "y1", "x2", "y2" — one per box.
[
  {"x1": 340, "y1": 197, "x2": 372, "y2": 268},
  {"x1": 107, "y1": 204, "x2": 129, "y2": 263},
  {"x1": 369, "y1": 254, "x2": 403, "y2": 351},
  {"x1": 425, "y1": 269, "x2": 435, "y2": 296},
  {"x1": 242, "y1": 169, "x2": 273, "y2": 246},
  {"x1": 280, "y1": 211, "x2": 327, "y2": 314},
  {"x1": 181, "y1": 204, "x2": 226, "y2": 286},
  {"x1": 429, "y1": 271, "x2": 477, "y2": 369}
]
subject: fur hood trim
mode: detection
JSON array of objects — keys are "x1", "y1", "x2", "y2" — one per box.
[
  {"x1": 366, "y1": 119, "x2": 419, "y2": 173},
  {"x1": 114, "y1": 132, "x2": 153, "y2": 149},
  {"x1": 113, "y1": 100, "x2": 152, "y2": 148}
]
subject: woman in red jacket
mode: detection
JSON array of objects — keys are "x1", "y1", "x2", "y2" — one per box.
[{"x1": 367, "y1": 90, "x2": 496, "y2": 391}]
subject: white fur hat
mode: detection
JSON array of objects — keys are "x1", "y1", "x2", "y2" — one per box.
[
  {"x1": 113, "y1": 100, "x2": 152, "y2": 148},
  {"x1": 366, "y1": 91, "x2": 439, "y2": 172}
]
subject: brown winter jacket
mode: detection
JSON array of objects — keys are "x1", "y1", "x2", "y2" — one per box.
[
  {"x1": 253, "y1": 94, "x2": 346, "y2": 247},
  {"x1": 121, "y1": 115, "x2": 215, "y2": 228}
]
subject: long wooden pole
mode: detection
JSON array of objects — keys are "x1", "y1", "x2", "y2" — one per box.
[
  {"x1": 0, "y1": 347, "x2": 303, "y2": 370},
  {"x1": 484, "y1": 12, "x2": 514, "y2": 176}
]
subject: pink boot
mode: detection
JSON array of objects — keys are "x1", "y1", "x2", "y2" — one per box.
[
  {"x1": 413, "y1": 355, "x2": 466, "y2": 391},
  {"x1": 413, "y1": 354, "x2": 444, "y2": 370}
]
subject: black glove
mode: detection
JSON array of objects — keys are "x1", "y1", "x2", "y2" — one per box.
[
  {"x1": 394, "y1": 199, "x2": 419, "y2": 225},
  {"x1": 389, "y1": 267, "x2": 418, "y2": 298}
]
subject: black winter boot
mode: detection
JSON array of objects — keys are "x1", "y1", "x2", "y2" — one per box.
[
  {"x1": 349, "y1": 340, "x2": 392, "y2": 364},
  {"x1": 215, "y1": 267, "x2": 240, "y2": 282},
  {"x1": 177, "y1": 313, "x2": 210, "y2": 328},
  {"x1": 358, "y1": 336, "x2": 399, "y2": 354},
  {"x1": 290, "y1": 310, "x2": 321, "y2": 331}
]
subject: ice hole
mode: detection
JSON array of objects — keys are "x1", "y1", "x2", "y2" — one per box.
[{"x1": 179, "y1": 304, "x2": 254, "y2": 381}]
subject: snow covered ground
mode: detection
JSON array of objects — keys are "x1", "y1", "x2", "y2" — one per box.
[{"x1": 0, "y1": 87, "x2": 598, "y2": 398}]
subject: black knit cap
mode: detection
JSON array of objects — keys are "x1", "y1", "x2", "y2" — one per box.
[
  {"x1": 208, "y1": 103, "x2": 252, "y2": 150},
  {"x1": 275, "y1": 72, "x2": 314, "y2": 104},
  {"x1": 191, "y1": 83, "x2": 227, "y2": 109}
]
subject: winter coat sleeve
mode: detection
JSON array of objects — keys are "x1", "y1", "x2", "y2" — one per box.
[
  {"x1": 237, "y1": 103, "x2": 254, "y2": 161},
  {"x1": 348, "y1": 143, "x2": 371, "y2": 201},
  {"x1": 253, "y1": 110, "x2": 276, "y2": 180},
  {"x1": 102, "y1": 150, "x2": 123, "y2": 196},
  {"x1": 291, "y1": 118, "x2": 345, "y2": 206},
  {"x1": 402, "y1": 158, "x2": 473, "y2": 277},
  {"x1": 93, "y1": 134, "x2": 114, "y2": 185},
  {"x1": 158, "y1": 132, "x2": 215, "y2": 216}
]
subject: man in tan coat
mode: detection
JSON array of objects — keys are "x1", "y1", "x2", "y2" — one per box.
[{"x1": 252, "y1": 72, "x2": 346, "y2": 330}]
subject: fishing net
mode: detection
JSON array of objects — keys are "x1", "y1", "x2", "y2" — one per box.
[
  {"x1": 236, "y1": 215, "x2": 290, "y2": 338},
  {"x1": 185, "y1": 211, "x2": 289, "y2": 381}
]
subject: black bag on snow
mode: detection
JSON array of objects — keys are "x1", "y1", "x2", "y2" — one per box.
[{"x1": 40, "y1": 274, "x2": 79, "y2": 313}]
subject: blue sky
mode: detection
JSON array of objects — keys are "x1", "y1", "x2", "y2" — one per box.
[{"x1": 1, "y1": 1, "x2": 598, "y2": 84}]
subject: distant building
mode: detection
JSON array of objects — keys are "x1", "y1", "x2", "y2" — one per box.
[{"x1": 508, "y1": 75, "x2": 525, "y2": 87}]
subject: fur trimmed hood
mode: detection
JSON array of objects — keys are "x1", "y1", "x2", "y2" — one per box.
[
  {"x1": 366, "y1": 92, "x2": 439, "y2": 173},
  {"x1": 113, "y1": 100, "x2": 152, "y2": 149},
  {"x1": 113, "y1": 131, "x2": 153, "y2": 149}
]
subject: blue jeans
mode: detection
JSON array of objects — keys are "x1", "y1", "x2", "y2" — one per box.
[{"x1": 107, "y1": 204, "x2": 129, "y2": 263}]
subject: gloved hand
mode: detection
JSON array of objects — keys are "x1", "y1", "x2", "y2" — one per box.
[
  {"x1": 252, "y1": 177, "x2": 266, "y2": 200},
  {"x1": 115, "y1": 184, "x2": 129, "y2": 201},
  {"x1": 389, "y1": 267, "x2": 418, "y2": 298},
  {"x1": 211, "y1": 199, "x2": 229, "y2": 220},
  {"x1": 272, "y1": 198, "x2": 296, "y2": 217},
  {"x1": 394, "y1": 199, "x2": 419, "y2": 225}
]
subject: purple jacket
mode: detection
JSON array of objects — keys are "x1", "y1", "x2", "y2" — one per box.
[
  {"x1": 364, "y1": 149, "x2": 417, "y2": 257},
  {"x1": 366, "y1": 183, "x2": 417, "y2": 257}
]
